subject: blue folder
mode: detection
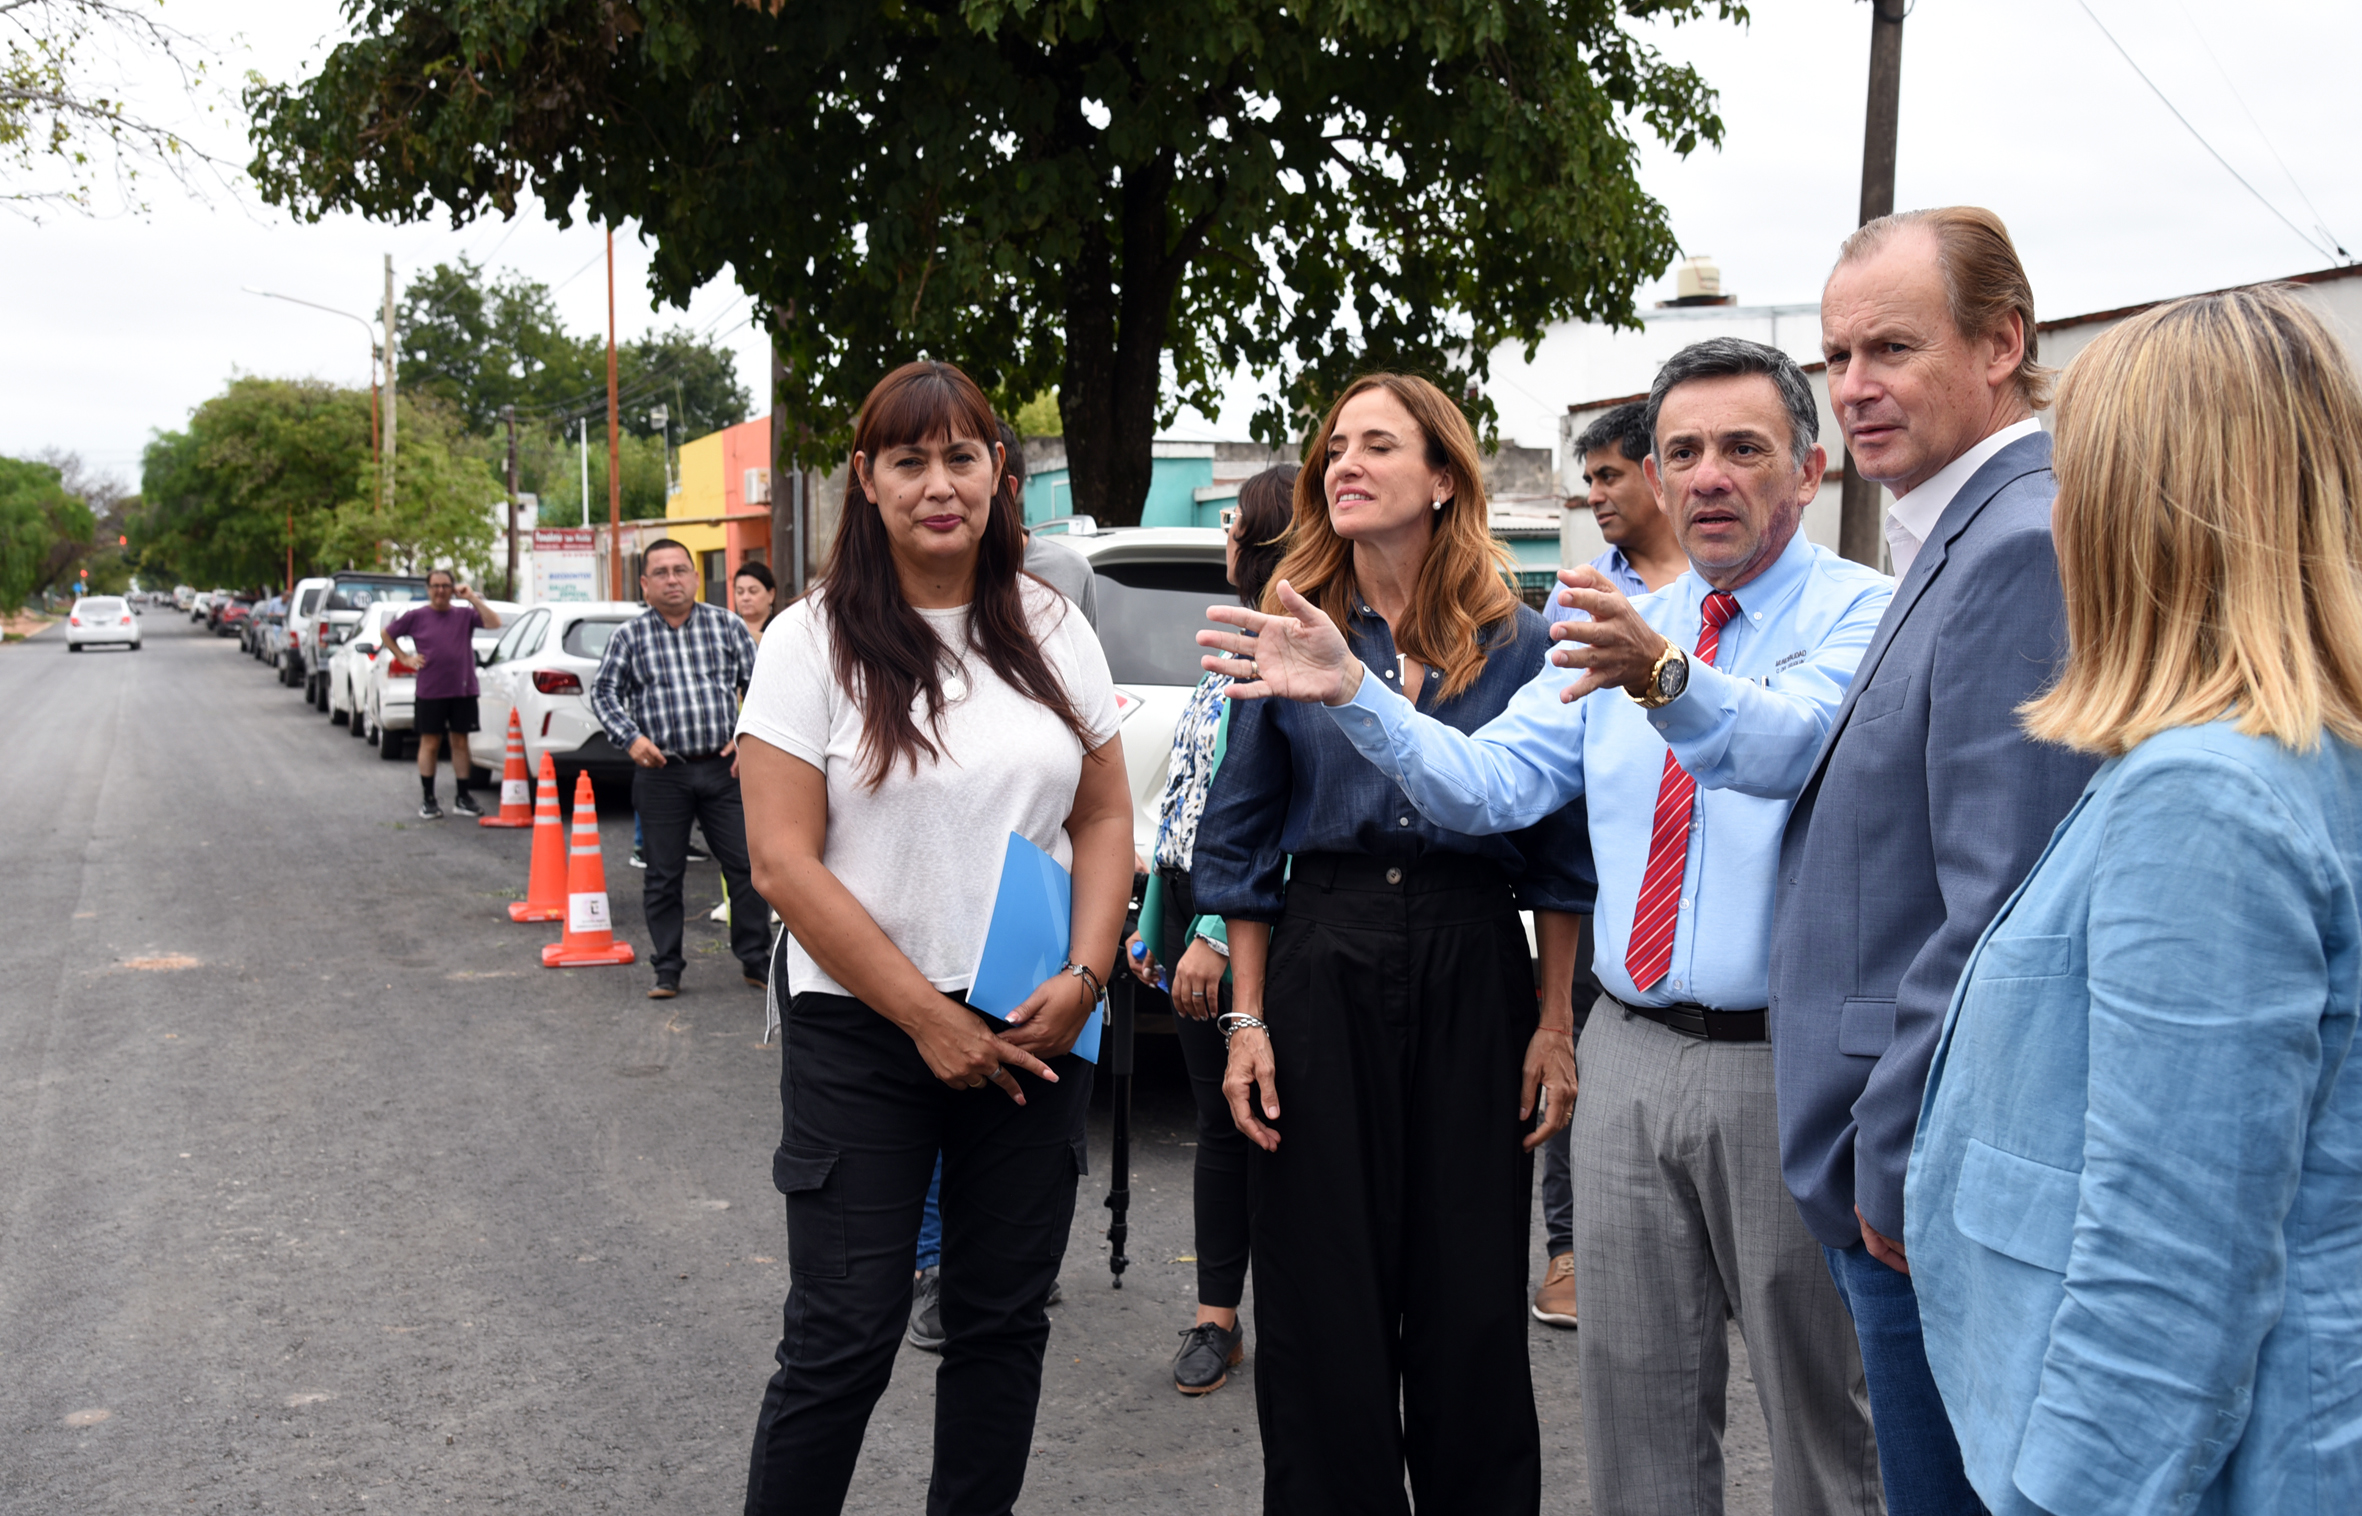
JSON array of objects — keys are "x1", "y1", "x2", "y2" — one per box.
[{"x1": 965, "y1": 832, "x2": 1103, "y2": 1064}]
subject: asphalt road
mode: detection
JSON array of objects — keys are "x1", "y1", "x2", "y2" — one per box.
[{"x1": 0, "y1": 614, "x2": 1775, "y2": 1513}]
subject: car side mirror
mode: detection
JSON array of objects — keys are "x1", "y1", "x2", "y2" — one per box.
[{"x1": 354, "y1": 641, "x2": 377, "y2": 658}]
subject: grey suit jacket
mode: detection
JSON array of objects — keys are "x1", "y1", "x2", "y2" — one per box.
[{"x1": 1768, "y1": 430, "x2": 2097, "y2": 1250}]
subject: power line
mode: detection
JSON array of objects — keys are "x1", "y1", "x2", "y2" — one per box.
[
  {"x1": 2075, "y1": 0, "x2": 2339, "y2": 265},
  {"x1": 504, "y1": 294, "x2": 756, "y2": 423},
  {"x1": 549, "y1": 245, "x2": 607, "y2": 296},
  {"x1": 2168, "y1": 0, "x2": 2349, "y2": 261}
]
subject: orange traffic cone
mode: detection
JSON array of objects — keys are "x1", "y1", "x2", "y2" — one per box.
[
  {"x1": 508, "y1": 754, "x2": 567, "y2": 922},
  {"x1": 478, "y1": 709, "x2": 534, "y2": 827},
  {"x1": 543, "y1": 771, "x2": 636, "y2": 967}
]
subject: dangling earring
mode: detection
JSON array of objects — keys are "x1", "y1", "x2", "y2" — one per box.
[{"x1": 1431, "y1": 497, "x2": 1445, "y2": 512}]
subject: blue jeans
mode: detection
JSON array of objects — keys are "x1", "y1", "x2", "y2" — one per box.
[
  {"x1": 915, "y1": 1155, "x2": 943, "y2": 1271},
  {"x1": 1823, "y1": 1243, "x2": 1986, "y2": 1516},
  {"x1": 1538, "y1": 1122, "x2": 1573, "y2": 1256}
]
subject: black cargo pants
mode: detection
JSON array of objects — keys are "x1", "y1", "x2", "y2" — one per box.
[{"x1": 743, "y1": 990, "x2": 1093, "y2": 1516}]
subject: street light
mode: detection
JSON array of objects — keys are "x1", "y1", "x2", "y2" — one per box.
[
  {"x1": 242, "y1": 287, "x2": 384, "y2": 461},
  {"x1": 244, "y1": 285, "x2": 388, "y2": 588}
]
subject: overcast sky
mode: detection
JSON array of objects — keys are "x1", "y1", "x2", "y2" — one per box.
[{"x1": 6, "y1": 0, "x2": 2357, "y2": 485}]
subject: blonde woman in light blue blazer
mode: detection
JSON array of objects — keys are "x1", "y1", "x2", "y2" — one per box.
[{"x1": 1907, "y1": 285, "x2": 2362, "y2": 1516}]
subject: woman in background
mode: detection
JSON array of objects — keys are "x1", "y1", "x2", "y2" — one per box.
[
  {"x1": 733, "y1": 559, "x2": 778, "y2": 643},
  {"x1": 1126, "y1": 463, "x2": 1296, "y2": 1395},
  {"x1": 1908, "y1": 285, "x2": 2362, "y2": 1515}
]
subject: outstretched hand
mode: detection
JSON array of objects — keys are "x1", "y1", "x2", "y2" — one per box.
[
  {"x1": 1547, "y1": 565, "x2": 1675, "y2": 705},
  {"x1": 1196, "y1": 580, "x2": 1363, "y2": 706}
]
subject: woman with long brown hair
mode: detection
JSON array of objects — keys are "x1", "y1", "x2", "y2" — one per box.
[
  {"x1": 733, "y1": 360, "x2": 1133, "y2": 1515},
  {"x1": 1188, "y1": 374, "x2": 1593, "y2": 1514}
]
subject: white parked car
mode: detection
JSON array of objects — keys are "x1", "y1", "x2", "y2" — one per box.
[
  {"x1": 477, "y1": 601, "x2": 649, "y2": 789},
  {"x1": 1043, "y1": 525, "x2": 1234, "y2": 857},
  {"x1": 65, "y1": 595, "x2": 142, "y2": 651},
  {"x1": 325, "y1": 601, "x2": 406, "y2": 739}
]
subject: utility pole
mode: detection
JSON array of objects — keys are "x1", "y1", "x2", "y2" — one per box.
[
  {"x1": 382, "y1": 255, "x2": 400, "y2": 566},
  {"x1": 606, "y1": 229, "x2": 624, "y2": 600},
  {"x1": 1840, "y1": 0, "x2": 1907, "y2": 567},
  {"x1": 503, "y1": 404, "x2": 520, "y2": 601}
]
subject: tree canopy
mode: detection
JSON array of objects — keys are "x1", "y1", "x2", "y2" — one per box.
[
  {"x1": 0, "y1": 455, "x2": 96, "y2": 608},
  {"x1": 4, "y1": 0, "x2": 232, "y2": 216},
  {"x1": 249, "y1": 0, "x2": 1739, "y2": 525},
  {"x1": 400, "y1": 256, "x2": 750, "y2": 437},
  {"x1": 135, "y1": 378, "x2": 503, "y2": 588}
]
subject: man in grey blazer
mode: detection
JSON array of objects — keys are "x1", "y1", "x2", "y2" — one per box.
[{"x1": 1769, "y1": 208, "x2": 2098, "y2": 1515}]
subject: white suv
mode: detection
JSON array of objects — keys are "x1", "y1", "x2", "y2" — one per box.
[{"x1": 1039, "y1": 526, "x2": 1234, "y2": 858}]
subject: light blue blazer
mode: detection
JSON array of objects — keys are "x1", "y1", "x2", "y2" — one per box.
[{"x1": 1907, "y1": 721, "x2": 2362, "y2": 1515}]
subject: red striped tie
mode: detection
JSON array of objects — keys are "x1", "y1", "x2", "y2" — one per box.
[{"x1": 1625, "y1": 591, "x2": 1740, "y2": 993}]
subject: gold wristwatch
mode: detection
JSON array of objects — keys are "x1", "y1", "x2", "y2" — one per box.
[{"x1": 1630, "y1": 640, "x2": 1690, "y2": 709}]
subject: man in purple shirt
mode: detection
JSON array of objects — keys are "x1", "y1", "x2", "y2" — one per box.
[{"x1": 383, "y1": 569, "x2": 503, "y2": 820}]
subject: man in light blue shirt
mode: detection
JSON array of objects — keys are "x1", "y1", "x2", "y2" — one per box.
[{"x1": 1202, "y1": 338, "x2": 1892, "y2": 1516}]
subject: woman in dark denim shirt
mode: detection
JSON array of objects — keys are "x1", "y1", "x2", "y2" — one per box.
[{"x1": 1190, "y1": 374, "x2": 1593, "y2": 1516}]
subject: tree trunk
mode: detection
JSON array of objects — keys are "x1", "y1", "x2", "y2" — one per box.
[
  {"x1": 1059, "y1": 153, "x2": 1207, "y2": 530},
  {"x1": 1058, "y1": 220, "x2": 1140, "y2": 527}
]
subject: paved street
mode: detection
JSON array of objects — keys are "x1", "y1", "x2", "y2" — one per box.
[{"x1": 0, "y1": 616, "x2": 1774, "y2": 1514}]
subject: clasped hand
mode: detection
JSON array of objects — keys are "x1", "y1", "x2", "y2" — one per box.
[{"x1": 907, "y1": 970, "x2": 1093, "y2": 1105}]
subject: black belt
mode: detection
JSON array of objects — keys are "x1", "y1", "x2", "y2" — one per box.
[{"x1": 1611, "y1": 993, "x2": 1767, "y2": 1043}]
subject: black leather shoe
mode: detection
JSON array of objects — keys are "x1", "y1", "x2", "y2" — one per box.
[
  {"x1": 1172, "y1": 1320, "x2": 1244, "y2": 1396},
  {"x1": 648, "y1": 979, "x2": 679, "y2": 1000}
]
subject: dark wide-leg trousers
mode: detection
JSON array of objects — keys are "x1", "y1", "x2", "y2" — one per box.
[
  {"x1": 743, "y1": 991, "x2": 1093, "y2": 1516},
  {"x1": 1248, "y1": 852, "x2": 1542, "y2": 1516}
]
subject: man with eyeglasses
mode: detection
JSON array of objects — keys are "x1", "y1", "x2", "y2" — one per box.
[{"x1": 590, "y1": 537, "x2": 772, "y2": 1000}]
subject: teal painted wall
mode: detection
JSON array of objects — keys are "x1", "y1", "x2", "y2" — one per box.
[{"x1": 1025, "y1": 456, "x2": 1222, "y2": 528}]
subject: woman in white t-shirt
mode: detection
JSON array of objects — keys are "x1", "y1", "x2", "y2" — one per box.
[{"x1": 733, "y1": 360, "x2": 1132, "y2": 1516}]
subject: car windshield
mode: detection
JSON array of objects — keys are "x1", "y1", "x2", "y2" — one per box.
[
  {"x1": 326, "y1": 579, "x2": 427, "y2": 612},
  {"x1": 563, "y1": 617, "x2": 633, "y2": 660},
  {"x1": 1089, "y1": 560, "x2": 1235, "y2": 688}
]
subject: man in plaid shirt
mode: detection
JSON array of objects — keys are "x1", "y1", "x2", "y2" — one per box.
[{"x1": 590, "y1": 538, "x2": 771, "y2": 999}]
